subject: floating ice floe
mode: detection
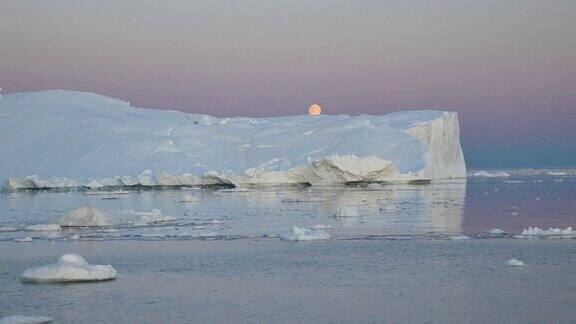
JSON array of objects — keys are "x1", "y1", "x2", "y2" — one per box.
[
  {"x1": 471, "y1": 171, "x2": 510, "y2": 178},
  {"x1": 208, "y1": 219, "x2": 223, "y2": 224},
  {"x1": 280, "y1": 226, "x2": 331, "y2": 241},
  {"x1": 84, "y1": 190, "x2": 130, "y2": 195},
  {"x1": 25, "y1": 224, "x2": 61, "y2": 232},
  {"x1": 57, "y1": 207, "x2": 175, "y2": 227},
  {"x1": 333, "y1": 206, "x2": 359, "y2": 217},
  {"x1": 505, "y1": 259, "x2": 524, "y2": 266},
  {"x1": 14, "y1": 237, "x2": 34, "y2": 242},
  {"x1": 519, "y1": 226, "x2": 575, "y2": 238},
  {"x1": 179, "y1": 195, "x2": 199, "y2": 202},
  {"x1": 547, "y1": 171, "x2": 568, "y2": 176},
  {"x1": 281, "y1": 197, "x2": 328, "y2": 203},
  {"x1": 311, "y1": 224, "x2": 332, "y2": 230},
  {"x1": 487, "y1": 228, "x2": 507, "y2": 235},
  {"x1": 0, "y1": 315, "x2": 54, "y2": 324},
  {"x1": 0, "y1": 226, "x2": 18, "y2": 232},
  {"x1": 21, "y1": 253, "x2": 117, "y2": 283},
  {"x1": 450, "y1": 235, "x2": 471, "y2": 240}
]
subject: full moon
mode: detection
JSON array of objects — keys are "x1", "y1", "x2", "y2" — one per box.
[{"x1": 308, "y1": 104, "x2": 322, "y2": 115}]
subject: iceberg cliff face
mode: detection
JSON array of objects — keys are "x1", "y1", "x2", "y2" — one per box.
[{"x1": 0, "y1": 90, "x2": 466, "y2": 189}]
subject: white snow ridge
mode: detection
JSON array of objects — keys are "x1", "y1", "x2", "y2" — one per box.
[
  {"x1": 0, "y1": 90, "x2": 466, "y2": 189},
  {"x1": 21, "y1": 253, "x2": 117, "y2": 283}
]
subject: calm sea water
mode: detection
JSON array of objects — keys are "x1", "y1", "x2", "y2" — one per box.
[
  {"x1": 1, "y1": 169, "x2": 575, "y2": 241},
  {"x1": 1, "y1": 169, "x2": 576, "y2": 323}
]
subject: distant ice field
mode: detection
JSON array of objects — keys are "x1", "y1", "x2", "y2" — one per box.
[{"x1": 1, "y1": 169, "x2": 574, "y2": 242}]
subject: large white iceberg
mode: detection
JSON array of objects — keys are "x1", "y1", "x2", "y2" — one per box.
[
  {"x1": 21, "y1": 253, "x2": 117, "y2": 282},
  {"x1": 0, "y1": 90, "x2": 466, "y2": 189}
]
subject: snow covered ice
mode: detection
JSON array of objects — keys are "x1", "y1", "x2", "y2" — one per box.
[
  {"x1": 280, "y1": 225, "x2": 331, "y2": 241},
  {"x1": 21, "y1": 253, "x2": 117, "y2": 283},
  {"x1": 0, "y1": 316, "x2": 54, "y2": 324},
  {"x1": 0, "y1": 90, "x2": 466, "y2": 189}
]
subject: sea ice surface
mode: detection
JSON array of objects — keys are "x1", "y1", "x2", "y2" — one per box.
[
  {"x1": 21, "y1": 253, "x2": 117, "y2": 283},
  {"x1": 280, "y1": 226, "x2": 331, "y2": 241},
  {"x1": 0, "y1": 315, "x2": 54, "y2": 324}
]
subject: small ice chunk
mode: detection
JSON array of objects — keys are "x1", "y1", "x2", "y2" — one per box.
[
  {"x1": 192, "y1": 225, "x2": 206, "y2": 230},
  {"x1": 471, "y1": 171, "x2": 510, "y2": 178},
  {"x1": 21, "y1": 253, "x2": 117, "y2": 283},
  {"x1": 179, "y1": 195, "x2": 199, "y2": 202},
  {"x1": 25, "y1": 224, "x2": 61, "y2": 232},
  {"x1": 333, "y1": 206, "x2": 358, "y2": 217},
  {"x1": 0, "y1": 315, "x2": 54, "y2": 324},
  {"x1": 0, "y1": 226, "x2": 18, "y2": 232},
  {"x1": 520, "y1": 226, "x2": 575, "y2": 238},
  {"x1": 487, "y1": 228, "x2": 507, "y2": 235},
  {"x1": 505, "y1": 259, "x2": 524, "y2": 266},
  {"x1": 14, "y1": 237, "x2": 34, "y2": 242},
  {"x1": 450, "y1": 235, "x2": 471, "y2": 240},
  {"x1": 311, "y1": 224, "x2": 332, "y2": 230},
  {"x1": 280, "y1": 225, "x2": 331, "y2": 241},
  {"x1": 208, "y1": 219, "x2": 223, "y2": 224}
]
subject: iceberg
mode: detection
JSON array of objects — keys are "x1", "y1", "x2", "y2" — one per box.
[
  {"x1": 280, "y1": 225, "x2": 331, "y2": 241},
  {"x1": 0, "y1": 316, "x2": 54, "y2": 324},
  {"x1": 21, "y1": 253, "x2": 117, "y2": 282},
  {"x1": 0, "y1": 90, "x2": 466, "y2": 189}
]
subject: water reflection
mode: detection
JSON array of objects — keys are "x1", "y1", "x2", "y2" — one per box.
[{"x1": 0, "y1": 180, "x2": 467, "y2": 240}]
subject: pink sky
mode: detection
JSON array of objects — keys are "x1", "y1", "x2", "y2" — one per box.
[{"x1": 1, "y1": 0, "x2": 575, "y2": 167}]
